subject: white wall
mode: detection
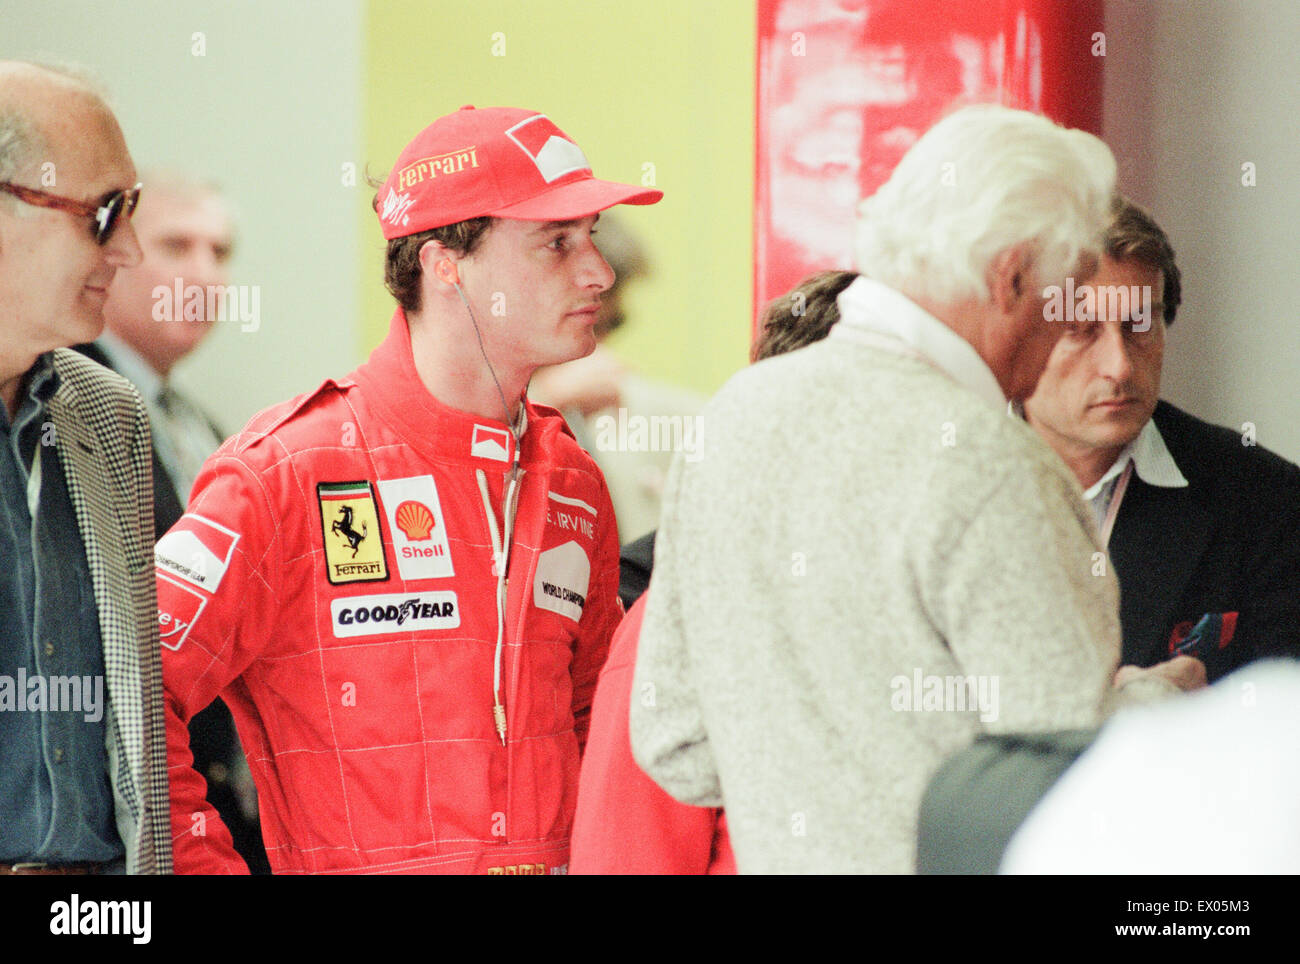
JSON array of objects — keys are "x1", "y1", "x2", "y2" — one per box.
[
  {"x1": 1, "y1": 0, "x2": 363, "y2": 436},
  {"x1": 1105, "y1": 0, "x2": 1300, "y2": 461}
]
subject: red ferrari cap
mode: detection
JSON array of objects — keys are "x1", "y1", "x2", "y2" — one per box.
[{"x1": 376, "y1": 105, "x2": 663, "y2": 239}]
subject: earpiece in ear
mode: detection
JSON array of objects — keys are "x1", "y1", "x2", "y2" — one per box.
[{"x1": 435, "y1": 259, "x2": 460, "y2": 286}]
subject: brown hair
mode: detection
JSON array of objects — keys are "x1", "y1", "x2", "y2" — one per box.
[
  {"x1": 370, "y1": 182, "x2": 493, "y2": 312},
  {"x1": 752, "y1": 270, "x2": 858, "y2": 362},
  {"x1": 1106, "y1": 198, "x2": 1182, "y2": 325}
]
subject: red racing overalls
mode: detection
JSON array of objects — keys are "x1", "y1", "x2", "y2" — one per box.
[{"x1": 157, "y1": 310, "x2": 621, "y2": 874}]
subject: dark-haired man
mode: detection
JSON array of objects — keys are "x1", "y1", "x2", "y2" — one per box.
[
  {"x1": 1024, "y1": 200, "x2": 1300, "y2": 683},
  {"x1": 159, "y1": 105, "x2": 660, "y2": 873}
]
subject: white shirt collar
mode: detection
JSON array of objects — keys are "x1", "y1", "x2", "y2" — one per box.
[
  {"x1": 1082, "y1": 415, "x2": 1188, "y2": 499},
  {"x1": 832, "y1": 276, "x2": 1007, "y2": 411}
]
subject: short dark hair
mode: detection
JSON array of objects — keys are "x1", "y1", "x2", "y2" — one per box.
[
  {"x1": 752, "y1": 270, "x2": 858, "y2": 362},
  {"x1": 371, "y1": 185, "x2": 492, "y2": 313},
  {"x1": 1106, "y1": 199, "x2": 1182, "y2": 325}
]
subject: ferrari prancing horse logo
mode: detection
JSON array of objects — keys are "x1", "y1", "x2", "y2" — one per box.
[
  {"x1": 332, "y1": 504, "x2": 367, "y2": 556},
  {"x1": 318, "y1": 481, "x2": 389, "y2": 585}
]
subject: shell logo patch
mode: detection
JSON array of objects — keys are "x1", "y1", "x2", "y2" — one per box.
[
  {"x1": 395, "y1": 501, "x2": 435, "y2": 540},
  {"x1": 318, "y1": 480, "x2": 389, "y2": 585},
  {"x1": 377, "y1": 476, "x2": 455, "y2": 581}
]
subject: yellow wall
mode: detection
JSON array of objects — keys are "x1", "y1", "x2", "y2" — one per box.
[{"x1": 362, "y1": 0, "x2": 756, "y2": 398}]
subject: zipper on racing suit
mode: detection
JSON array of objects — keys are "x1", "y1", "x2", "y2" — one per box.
[{"x1": 475, "y1": 424, "x2": 524, "y2": 747}]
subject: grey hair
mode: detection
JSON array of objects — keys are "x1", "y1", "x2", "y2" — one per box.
[
  {"x1": 0, "y1": 59, "x2": 109, "y2": 211},
  {"x1": 0, "y1": 107, "x2": 45, "y2": 183},
  {"x1": 855, "y1": 104, "x2": 1117, "y2": 305},
  {"x1": 137, "y1": 167, "x2": 234, "y2": 220}
]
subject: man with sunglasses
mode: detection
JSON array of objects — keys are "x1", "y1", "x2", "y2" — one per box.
[{"x1": 0, "y1": 61, "x2": 171, "y2": 875}]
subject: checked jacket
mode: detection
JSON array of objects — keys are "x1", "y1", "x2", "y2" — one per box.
[{"x1": 47, "y1": 348, "x2": 172, "y2": 874}]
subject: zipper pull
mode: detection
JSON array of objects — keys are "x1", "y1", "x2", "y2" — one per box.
[{"x1": 493, "y1": 703, "x2": 507, "y2": 745}]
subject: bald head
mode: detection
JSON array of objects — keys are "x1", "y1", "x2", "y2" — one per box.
[
  {"x1": 0, "y1": 60, "x2": 110, "y2": 112},
  {"x1": 0, "y1": 60, "x2": 142, "y2": 392},
  {"x1": 0, "y1": 62, "x2": 117, "y2": 183}
]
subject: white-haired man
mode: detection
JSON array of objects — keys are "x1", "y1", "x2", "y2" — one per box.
[
  {"x1": 630, "y1": 105, "x2": 1129, "y2": 873},
  {"x1": 0, "y1": 61, "x2": 170, "y2": 874}
]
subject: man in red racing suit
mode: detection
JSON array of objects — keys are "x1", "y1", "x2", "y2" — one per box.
[{"x1": 157, "y1": 105, "x2": 661, "y2": 873}]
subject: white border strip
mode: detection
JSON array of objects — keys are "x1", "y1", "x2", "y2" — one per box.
[{"x1": 547, "y1": 490, "x2": 597, "y2": 516}]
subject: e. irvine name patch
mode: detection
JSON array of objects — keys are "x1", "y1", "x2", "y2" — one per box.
[{"x1": 318, "y1": 480, "x2": 388, "y2": 585}]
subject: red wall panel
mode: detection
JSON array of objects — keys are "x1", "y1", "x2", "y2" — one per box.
[{"x1": 754, "y1": 0, "x2": 1104, "y2": 333}]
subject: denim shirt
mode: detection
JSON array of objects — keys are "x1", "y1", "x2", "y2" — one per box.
[{"x1": 0, "y1": 353, "x2": 123, "y2": 863}]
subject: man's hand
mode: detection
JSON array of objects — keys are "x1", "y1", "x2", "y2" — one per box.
[{"x1": 1113, "y1": 654, "x2": 1208, "y2": 692}]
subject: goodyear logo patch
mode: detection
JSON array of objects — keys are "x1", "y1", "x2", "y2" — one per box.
[
  {"x1": 330, "y1": 591, "x2": 460, "y2": 638},
  {"x1": 318, "y1": 481, "x2": 388, "y2": 585}
]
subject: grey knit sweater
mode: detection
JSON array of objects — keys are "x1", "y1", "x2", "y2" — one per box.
[{"x1": 630, "y1": 303, "x2": 1120, "y2": 874}]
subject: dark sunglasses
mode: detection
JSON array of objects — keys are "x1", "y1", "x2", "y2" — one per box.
[{"x1": 0, "y1": 181, "x2": 142, "y2": 245}]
